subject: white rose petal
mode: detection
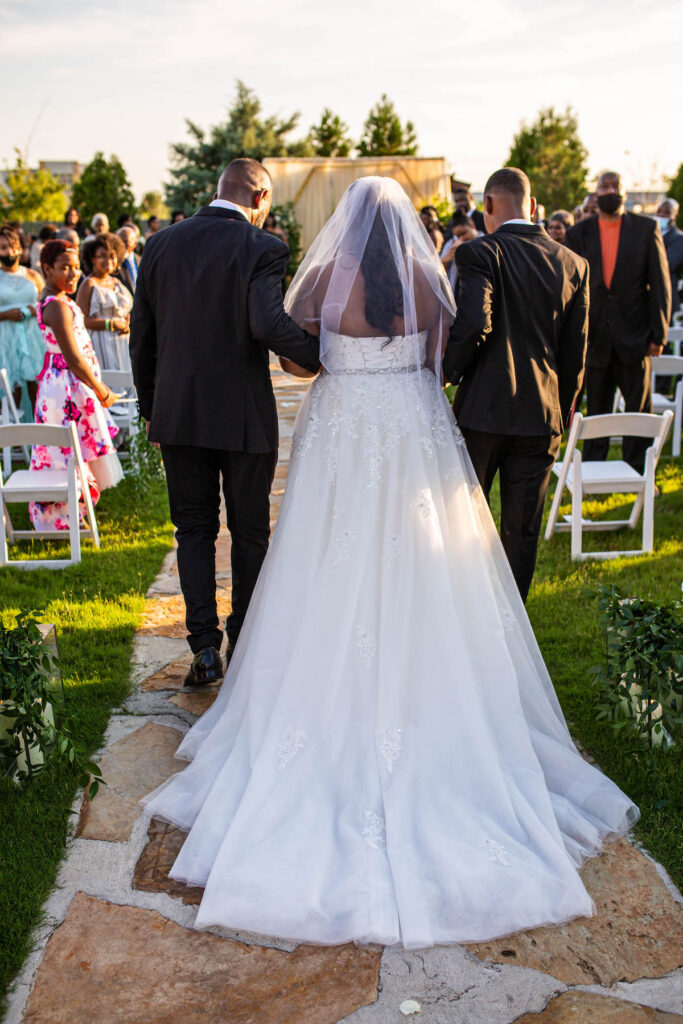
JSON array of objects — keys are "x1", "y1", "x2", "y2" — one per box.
[{"x1": 400, "y1": 1000, "x2": 422, "y2": 1015}]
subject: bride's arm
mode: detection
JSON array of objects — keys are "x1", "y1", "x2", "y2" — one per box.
[{"x1": 279, "y1": 355, "x2": 318, "y2": 377}]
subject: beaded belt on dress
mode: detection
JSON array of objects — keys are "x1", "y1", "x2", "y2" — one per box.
[{"x1": 322, "y1": 364, "x2": 423, "y2": 376}]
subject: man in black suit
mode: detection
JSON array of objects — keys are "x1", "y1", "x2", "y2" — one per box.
[
  {"x1": 565, "y1": 171, "x2": 671, "y2": 471},
  {"x1": 453, "y1": 186, "x2": 486, "y2": 234},
  {"x1": 115, "y1": 225, "x2": 139, "y2": 295},
  {"x1": 656, "y1": 198, "x2": 683, "y2": 320},
  {"x1": 130, "y1": 159, "x2": 320, "y2": 684},
  {"x1": 443, "y1": 167, "x2": 588, "y2": 602}
]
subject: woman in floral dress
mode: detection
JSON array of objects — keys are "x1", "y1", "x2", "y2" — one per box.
[{"x1": 30, "y1": 239, "x2": 122, "y2": 531}]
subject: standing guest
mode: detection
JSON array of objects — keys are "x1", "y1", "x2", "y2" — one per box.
[
  {"x1": 573, "y1": 205, "x2": 584, "y2": 224},
  {"x1": 565, "y1": 171, "x2": 671, "y2": 471},
  {"x1": 130, "y1": 158, "x2": 320, "y2": 684},
  {"x1": 117, "y1": 213, "x2": 136, "y2": 230},
  {"x1": 443, "y1": 167, "x2": 588, "y2": 602},
  {"x1": 9, "y1": 222, "x2": 31, "y2": 267},
  {"x1": 440, "y1": 212, "x2": 477, "y2": 290},
  {"x1": 30, "y1": 224, "x2": 57, "y2": 270},
  {"x1": 145, "y1": 215, "x2": 161, "y2": 240},
  {"x1": 86, "y1": 212, "x2": 109, "y2": 241},
  {"x1": 263, "y1": 212, "x2": 288, "y2": 245},
  {"x1": 55, "y1": 228, "x2": 81, "y2": 295},
  {"x1": 30, "y1": 239, "x2": 122, "y2": 531},
  {"x1": 582, "y1": 192, "x2": 599, "y2": 218},
  {"x1": 533, "y1": 203, "x2": 547, "y2": 227},
  {"x1": 64, "y1": 207, "x2": 86, "y2": 239},
  {"x1": 453, "y1": 186, "x2": 486, "y2": 233},
  {"x1": 0, "y1": 223, "x2": 45, "y2": 409},
  {"x1": 116, "y1": 226, "x2": 140, "y2": 295},
  {"x1": 547, "y1": 209, "x2": 575, "y2": 245},
  {"x1": 419, "y1": 206, "x2": 444, "y2": 252},
  {"x1": 656, "y1": 198, "x2": 683, "y2": 320},
  {"x1": 77, "y1": 233, "x2": 133, "y2": 371},
  {"x1": 170, "y1": 210, "x2": 185, "y2": 224}
]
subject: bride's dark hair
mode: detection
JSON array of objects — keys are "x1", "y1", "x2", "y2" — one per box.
[{"x1": 360, "y1": 212, "x2": 404, "y2": 338}]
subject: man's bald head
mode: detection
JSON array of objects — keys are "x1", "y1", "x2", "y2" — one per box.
[{"x1": 215, "y1": 159, "x2": 273, "y2": 227}]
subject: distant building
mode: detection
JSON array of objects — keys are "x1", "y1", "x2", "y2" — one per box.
[
  {"x1": 625, "y1": 190, "x2": 665, "y2": 215},
  {"x1": 38, "y1": 160, "x2": 82, "y2": 193}
]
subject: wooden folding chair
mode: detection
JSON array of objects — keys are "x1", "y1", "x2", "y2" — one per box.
[
  {"x1": 0, "y1": 422, "x2": 100, "y2": 569},
  {"x1": 651, "y1": 355, "x2": 683, "y2": 457},
  {"x1": 544, "y1": 410, "x2": 673, "y2": 560},
  {"x1": 0, "y1": 367, "x2": 29, "y2": 476}
]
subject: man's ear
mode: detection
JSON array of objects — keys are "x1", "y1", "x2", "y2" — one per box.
[
  {"x1": 212, "y1": 192, "x2": 218, "y2": 200},
  {"x1": 529, "y1": 196, "x2": 537, "y2": 220},
  {"x1": 483, "y1": 194, "x2": 493, "y2": 215}
]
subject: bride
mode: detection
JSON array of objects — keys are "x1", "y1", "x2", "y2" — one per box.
[{"x1": 143, "y1": 176, "x2": 637, "y2": 949}]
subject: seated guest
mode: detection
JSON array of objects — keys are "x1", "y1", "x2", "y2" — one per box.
[
  {"x1": 440, "y1": 213, "x2": 477, "y2": 290},
  {"x1": 170, "y1": 210, "x2": 185, "y2": 224},
  {"x1": 30, "y1": 238, "x2": 122, "y2": 532},
  {"x1": 77, "y1": 234, "x2": 132, "y2": 371},
  {"x1": 453, "y1": 186, "x2": 486, "y2": 233},
  {"x1": 116, "y1": 226, "x2": 140, "y2": 295},
  {"x1": 64, "y1": 207, "x2": 86, "y2": 239},
  {"x1": 546, "y1": 209, "x2": 575, "y2": 245},
  {"x1": 420, "y1": 206, "x2": 444, "y2": 252},
  {"x1": 0, "y1": 223, "x2": 45, "y2": 410},
  {"x1": 30, "y1": 224, "x2": 57, "y2": 270},
  {"x1": 656, "y1": 198, "x2": 683, "y2": 321}
]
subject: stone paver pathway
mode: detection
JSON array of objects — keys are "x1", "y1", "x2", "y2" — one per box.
[{"x1": 4, "y1": 364, "x2": 683, "y2": 1023}]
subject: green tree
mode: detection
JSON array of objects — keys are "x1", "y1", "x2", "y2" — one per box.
[
  {"x1": 166, "y1": 80, "x2": 308, "y2": 212},
  {"x1": 357, "y1": 95, "x2": 418, "y2": 157},
  {"x1": 506, "y1": 106, "x2": 589, "y2": 212},
  {"x1": 71, "y1": 152, "x2": 136, "y2": 227},
  {"x1": 139, "y1": 190, "x2": 169, "y2": 220},
  {"x1": 310, "y1": 108, "x2": 352, "y2": 157},
  {"x1": 667, "y1": 163, "x2": 683, "y2": 227},
  {"x1": 0, "y1": 150, "x2": 67, "y2": 222}
]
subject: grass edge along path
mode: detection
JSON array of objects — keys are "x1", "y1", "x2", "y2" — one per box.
[{"x1": 0, "y1": 476, "x2": 173, "y2": 1009}]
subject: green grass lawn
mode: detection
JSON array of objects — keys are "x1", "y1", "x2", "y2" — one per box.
[
  {"x1": 0, "y1": 440, "x2": 681, "y2": 1010},
  {"x1": 0, "y1": 475, "x2": 173, "y2": 1008}
]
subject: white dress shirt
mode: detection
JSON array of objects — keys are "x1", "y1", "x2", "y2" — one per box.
[{"x1": 209, "y1": 198, "x2": 249, "y2": 221}]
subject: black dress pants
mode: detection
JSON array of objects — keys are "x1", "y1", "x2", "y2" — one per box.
[
  {"x1": 584, "y1": 354, "x2": 652, "y2": 472},
  {"x1": 460, "y1": 428, "x2": 561, "y2": 603},
  {"x1": 161, "y1": 445, "x2": 277, "y2": 654}
]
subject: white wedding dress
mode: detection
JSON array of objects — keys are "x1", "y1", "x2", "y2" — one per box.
[{"x1": 143, "y1": 329, "x2": 638, "y2": 949}]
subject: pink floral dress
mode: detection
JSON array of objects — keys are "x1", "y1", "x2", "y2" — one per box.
[{"x1": 29, "y1": 295, "x2": 123, "y2": 531}]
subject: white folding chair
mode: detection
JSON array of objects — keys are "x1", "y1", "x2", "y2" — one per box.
[
  {"x1": 544, "y1": 410, "x2": 673, "y2": 560},
  {"x1": 100, "y1": 369, "x2": 139, "y2": 444},
  {"x1": 0, "y1": 422, "x2": 100, "y2": 569},
  {"x1": 650, "y1": 354, "x2": 683, "y2": 457},
  {"x1": 0, "y1": 368, "x2": 29, "y2": 476},
  {"x1": 668, "y1": 326, "x2": 683, "y2": 356}
]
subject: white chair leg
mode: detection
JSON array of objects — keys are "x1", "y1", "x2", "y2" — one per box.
[
  {"x1": 67, "y1": 459, "x2": 81, "y2": 565},
  {"x1": 628, "y1": 492, "x2": 645, "y2": 529},
  {"x1": 642, "y1": 449, "x2": 655, "y2": 553},
  {"x1": 673, "y1": 381, "x2": 683, "y2": 458},
  {"x1": 0, "y1": 497, "x2": 8, "y2": 566},
  {"x1": 571, "y1": 452, "x2": 583, "y2": 560}
]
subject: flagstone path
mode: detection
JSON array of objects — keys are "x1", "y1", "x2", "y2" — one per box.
[{"x1": 4, "y1": 364, "x2": 683, "y2": 1023}]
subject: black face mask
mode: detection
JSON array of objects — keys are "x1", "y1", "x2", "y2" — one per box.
[
  {"x1": 0, "y1": 253, "x2": 18, "y2": 268},
  {"x1": 597, "y1": 193, "x2": 622, "y2": 215}
]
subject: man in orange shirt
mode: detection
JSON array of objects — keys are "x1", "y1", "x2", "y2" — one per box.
[{"x1": 565, "y1": 171, "x2": 670, "y2": 471}]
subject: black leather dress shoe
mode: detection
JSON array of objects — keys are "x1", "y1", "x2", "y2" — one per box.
[{"x1": 184, "y1": 647, "x2": 223, "y2": 686}]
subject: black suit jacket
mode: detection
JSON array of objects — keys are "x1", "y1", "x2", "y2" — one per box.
[
  {"x1": 664, "y1": 225, "x2": 683, "y2": 318},
  {"x1": 130, "y1": 207, "x2": 320, "y2": 451},
  {"x1": 443, "y1": 223, "x2": 589, "y2": 436},
  {"x1": 564, "y1": 212, "x2": 671, "y2": 367},
  {"x1": 116, "y1": 252, "x2": 139, "y2": 296}
]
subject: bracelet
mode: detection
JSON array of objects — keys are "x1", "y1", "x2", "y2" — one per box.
[
  {"x1": 99, "y1": 386, "x2": 110, "y2": 404},
  {"x1": 105, "y1": 318, "x2": 111, "y2": 331},
  {"x1": 21, "y1": 306, "x2": 32, "y2": 319}
]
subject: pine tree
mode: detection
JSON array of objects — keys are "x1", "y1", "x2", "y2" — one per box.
[
  {"x1": 310, "y1": 109, "x2": 352, "y2": 157},
  {"x1": 357, "y1": 95, "x2": 418, "y2": 157},
  {"x1": 506, "y1": 107, "x2": 589, "y2": 212}
]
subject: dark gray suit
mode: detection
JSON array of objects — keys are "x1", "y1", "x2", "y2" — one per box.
[{"x1": 664, "y1": 225, "x2": 683, "y2": 321}]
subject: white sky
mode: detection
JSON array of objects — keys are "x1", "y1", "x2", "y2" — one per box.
[{"x1": 0, "y1": 0, "x2": 680, "y2": 201}]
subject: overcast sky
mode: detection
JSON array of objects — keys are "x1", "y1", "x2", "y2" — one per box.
[{"x1": 1, "y1": 0, "x2": 680, "y2": 201}]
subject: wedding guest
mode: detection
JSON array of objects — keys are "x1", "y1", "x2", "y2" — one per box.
[
  {"x1": 656, "y1": 198, "x2": 683, "y2": 320},
  {"x1": 145, "y1": 215, "x2": 161, "y2": 240},
  {"x1": 420, "y1": 206, "x2": 444, "y2": 252},
  {"x1": 533, "y1": 203, "x2": 547, "y2": 227},
  {"x1": 31, "y1": 238, "x2": 122, "y2": 531},
  {"x1": 263, "y1": 212, "x2": 288, "y2": 245},
  {"x1": 0, "y1": 223, "x2": 45, "y2": 409},
  {"x1": 30, "y1": 224, "x2": 57, "y2": 270},
  {"x1": 582, "y1": 193, "x2": 599, "y2": 217},
  {"x1": 170, "y1": 210, "x2": 185, "y2": 224},
  {"x1": 117, "y1": 213, "x2": 136, "y2": 230},
  {"x1": 573, "y1": 205, "x2": 584, "y2": 224},
  {"x1": 8, "y1": 221, "x2": 30, "y2": 267},
  {"x1": 443, "y1": 167, "x2": 588, "y2": 601},
  {"x1": 77, "y1": 233, "x2": 133, "y2": 371},
  {"x1": 547, "y1": 210, "x2": 574, "y2": 245},
  {"x1": 453, "y1": 186, "x2": 486, "y2": 233},
  {"x1": 440, "y1": 213, "x2": 477, "y2": 290},
  {"x1": 64, "y1": 207, "x2": 86, "y2": 239},
  {"x1": 86, "y1": 212, "x2": 109, "y2": 240},
  {"x1": 55, "y1": 228, "x2": 82, "y2": 295},
  {"x1": 565, "y1": 170, "x2": 671, "y2": 471},
  {"x1": 116, "y1": 226, "x2": 140, "y2": 295}
]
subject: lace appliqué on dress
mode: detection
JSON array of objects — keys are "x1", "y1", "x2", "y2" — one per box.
[
  {"x1": 500, "y1": 608, "x2": 517, "y2": 632},
  {"x1": 480, "y1": 839, "x2": 511, "y2": 865},
  {"x1": 378, "y1": 728, "x2": 403, "y2": 773},
  {"x1": 383, "y1": 534, "x2": 402, "y2": 569},
  {"x1": 356, "y1": 626, "x2": 376, "y2": 664},
  {"x1": 277, "y1": 730, "x2": 308, "y2": 770},
  {"x1": 362, "y1": 810, "x2": 386, "y2": 850},
  {"x1": 333, "y1": 529, "x2": 357, "y2": 565},
  {"x1": 411, "y1": 490, "x2": 434, "y2": 518}
]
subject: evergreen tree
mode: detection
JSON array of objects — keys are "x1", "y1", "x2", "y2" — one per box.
[
  {"x1": 667, "y1": 163, "x2": 683, "y2": 226},
  {"x1": 0, "y1": 150, "x2": 67, "y2": 222},
  {"x1": 357, "y1": 95, "x2": 418, "y2": 157},
  {"x1": 139, "y1": 191, "x2": 169, "y2": 220},
  {"x1": 165, "y1": 80, "x2": 307, "y2": 211},
  {"x1": 70, "y1": 152, "x2": 136, "y2": 226},
  {"x1": 310, "y1": 109, "x2": 352, "y2": 157},
  {"x1": 506, "y1": 107, "x2": 589, "y2": 212}
]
